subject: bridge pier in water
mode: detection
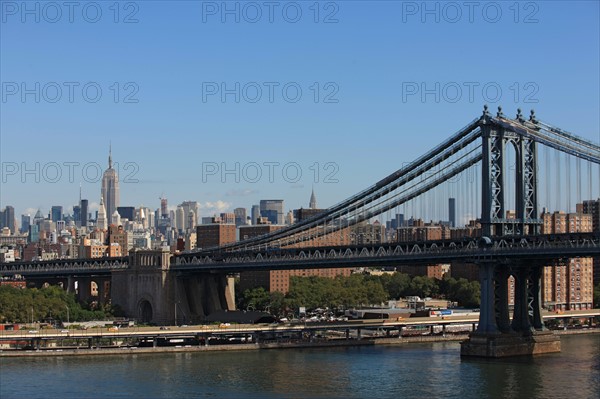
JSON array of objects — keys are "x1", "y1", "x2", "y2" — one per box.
[{"x1": 461, "y1": 260, "x2": 560, "y2": 358}]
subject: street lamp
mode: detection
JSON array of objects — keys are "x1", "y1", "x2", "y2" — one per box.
[{"x1": 65, "y1": 305, "x2": 70, "y2": 324}]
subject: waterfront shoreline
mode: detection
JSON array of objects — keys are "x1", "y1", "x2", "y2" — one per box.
[{"x1": 1, "y1": 329, "x2": 597, "y2": 358}]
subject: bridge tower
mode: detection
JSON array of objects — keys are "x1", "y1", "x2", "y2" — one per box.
[
  {"x1": 462, "y1": 106, "x2": 560, "y2": 357},
  {"x1": 481, "y1": 106, "x2": 540, "y2": 237}
]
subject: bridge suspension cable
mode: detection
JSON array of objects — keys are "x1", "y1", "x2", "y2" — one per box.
[
  {"x1": 192, "y1": 112, "x2": 599, "y2": 254},
  {"x1": 206, "y1": 118, "x2": 483, "y2": 252}
]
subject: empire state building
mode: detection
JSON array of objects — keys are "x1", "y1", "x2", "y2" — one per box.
[{"x1": 101, "y1": 146, "x2": 120, "y2": 220}]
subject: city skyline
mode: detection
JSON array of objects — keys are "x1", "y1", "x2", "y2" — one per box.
[{"x1": 1, "y1": 2, "x2": 599, "y2": 219}]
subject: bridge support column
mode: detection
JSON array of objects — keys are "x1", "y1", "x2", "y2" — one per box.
[
  {"x1": 530, "y1": 266, "x2": 545, "y2": 330},
  {"x1": 476, "y1": 262, "x2": 500, "y2": 334},
  {"x1": 77, "y1": 278, "x2": 93, "y2": 304},
  {"x1": 177, "y1": 273, "x2": 236, "y2": 322},
  {"x1": 461, "y1": 261, "x2": 560, "y2": 358},
  {"x1": 511, "y1": 267, "x2": 533, "y2": 334},
  {"x1": 98, "y1": 280, "x2": 106, "y2": 305},
  {"x1": 494, "y1": 267, "x2": 511, "y2": 333},
  {"x1": 66, "y1": 276, "x2": 75, "y2": 293}
]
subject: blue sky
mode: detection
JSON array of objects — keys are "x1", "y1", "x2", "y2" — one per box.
[{"x1": 1, "y1": 0, "x2": 599, "y2": 219}]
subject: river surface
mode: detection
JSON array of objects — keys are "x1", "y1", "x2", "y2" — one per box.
[{"x1": 1, "y1": 335, "x2": 599, "y2": 399}]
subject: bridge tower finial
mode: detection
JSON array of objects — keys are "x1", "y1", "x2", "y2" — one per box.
[
  {"x1": 516, "y1": 108, "x2": 524, "y2": 123},
  {"x1": 529, "y1": 109, "x2": 537, "y2": 123},
  {"x1": 497, "y1": 106, "x2": 504, "y2": 118}
]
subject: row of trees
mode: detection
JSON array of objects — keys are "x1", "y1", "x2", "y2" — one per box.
[
  {"x1": 3, "y1": 278, "x2": 597, "y2": 324},
  {"x1": 0, "y1": 285, "x2": 120, "y2": 324},
  {"x1": 238, "y1": 272, "x2": 481, "y2": 316}
]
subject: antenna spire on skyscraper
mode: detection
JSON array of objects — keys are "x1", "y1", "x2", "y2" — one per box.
[{"x1": 109, "y1": 142, "x2": 112, "y2": 169}]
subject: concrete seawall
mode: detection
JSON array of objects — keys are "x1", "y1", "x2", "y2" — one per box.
[{"x1": 1, "y1": 330, "x2": 597, "y2": 358}]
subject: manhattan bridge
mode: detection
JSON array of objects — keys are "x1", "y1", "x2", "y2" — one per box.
[{"x1": 2, "y1": 106, "x2": 600, "y2": 356}]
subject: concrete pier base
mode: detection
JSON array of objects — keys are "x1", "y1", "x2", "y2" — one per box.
[{"x1": 460, "y1": 331, "x2": 561, "y2": 358}]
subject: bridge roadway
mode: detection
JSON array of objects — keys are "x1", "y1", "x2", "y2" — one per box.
[
  {"x1": 1, "y1": 234, "x2": 598, "y2": 277},
  {"x1": 173, "y1": 233, "x2": 600, "y2": 273},
  {"x1": 2, "y1": 310, "x2": 598, "y2": 343}
]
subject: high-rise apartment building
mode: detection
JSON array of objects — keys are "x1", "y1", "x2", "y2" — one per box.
[
  {"x1": 238, "y1": 223, "x2": 353, "y2": 294},
  {"x1": 196, "y1": 223, "x2": 236, "y2": 249},
  {"x1": 580, "y1": 198, "x2": 600, "y2": 285},
  {"x1": 108, "y1": 224, "x2": 129, "y2": 253},
  {"x1": 540, "y1": 210, "x2": 594, "y2": 310},
  {"x1": 219, "y1": 212, "x2": 235, "y2": 225},
  {"x1": 580, "y1": 199, "x2": 600, "y2": 232}
]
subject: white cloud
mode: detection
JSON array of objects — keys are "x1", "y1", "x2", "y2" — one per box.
[
  {"x1": 24, "y1": 208, "x2": 38, "y2": 216},
  {"x1": 199, "y1": 200, "x2": 232, "y2": 216}
]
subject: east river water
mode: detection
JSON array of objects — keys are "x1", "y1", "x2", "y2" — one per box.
[{"x1": 1, "y1": 334, "x2": 598, "y2": 399}]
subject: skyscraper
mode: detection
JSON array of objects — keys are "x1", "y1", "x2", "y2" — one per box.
[
  {"x1": 260, "y1": 200, "x2": 284, "y2": 225},
  {"x1": 73, "y1": 205, "x2": 81, "y2": 226},
  {"x1": 101, "y1": 145, "x2": 120, "y2": 219},
  {"x1": 449, "y1": 198, "x2": 456, "y2": 228},
  {"x1": 51, "y1": 206, "x2": 63, "y2": 222},
  {"x1": 33, "y1": 209, "x2": 44, "y2": 226},
  {"x1": 28, "y1": 224, "x2": 39, "y2": 243},
  {"x1": 0, "y1": 206, "x2": 15, "y2": 234},
  {"x1": 117, "y1": 206, "x2": 135, "y2": 221},
  {"x1": 309, "y1": 188, "x2": 317, "y2": 209},
  {"x1": 176, "y1": 206, "x2": 185, "y2": 233},
  {"x1": 187, "y1": 210, "x2": 196, "y2": 231},
  {"x1": 21, "y1": 214, "x2": 31, "y2": 234},
  {"x1": 179, "y1": 201, "x2": 200, "y2": 230},
  {"x1": 251, "y1": 205, "x2": 260, "y2": 225},
  {"x1": 160, "y1": 197, "x2": 168, "y2": 218},
  {"x1": 97, "y1": 196, "x2": 108, "y2": 230},
  {"x1": 234, "y1": 207, "x2": 247, "y2": 226},
  {"x1": 80, "y1": 199, "x2": 89, "y2": 228}
]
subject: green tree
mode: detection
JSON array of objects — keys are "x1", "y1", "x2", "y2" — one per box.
[
  {"x1": 382, "y1": 272, "x2": 412, "y2": 299},
  {"x1": 409, "y1": 276, "x2": 439, "y2": 298},
  {"x1": 594, "y1": 283, "x2": 600, "y2": 309},
  {"x1": 0, "y1": 285, "x2": 116, "y2": 324},
  {"x1": 242, "y1": 287, "x2": 270, "y2": 311},
  {"x1": 454, "y1": 280, "x2": 480, "y2": 308},
  {"x1": 268, "y1": 291, "x2": 287, "y2": 316},
  {"x1": 364, "y1": 278, "x2": 388, "y2": 305}
]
